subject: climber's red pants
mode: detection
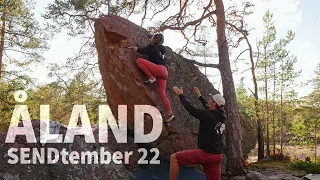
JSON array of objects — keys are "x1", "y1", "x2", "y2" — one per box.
[
  {"x1": 175, "y1": 149, "x2": 223, "y2": 180},
  {"x1": 136, "y1": 58, "x2": 172, "y2": 113}
]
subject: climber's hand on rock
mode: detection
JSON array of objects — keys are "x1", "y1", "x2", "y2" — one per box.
[
  {"x1": 127, "y1": 46, "x2": 138, "y2": 51},
  {"x1": 173, "y1": 86, "x2": 183, "y2": 95},
  {"x1": 193, "y1": 87, "x2": 201, "y2": 97}
]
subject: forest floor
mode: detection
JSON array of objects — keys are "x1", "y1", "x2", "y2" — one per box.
[
  {"x1": 238, "y1": 144, "x2": 320, "y2": 180},
  {"x1": 246, "y1": 144, "x2": 320, "y2": 164},
  {"x1": 248, "y1": 160, "x2": 306, "y2": 176}
]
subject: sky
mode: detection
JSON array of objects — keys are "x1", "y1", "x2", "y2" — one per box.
[{"x1": 29, "y1": 0, "x2": 319, "y2": 98}]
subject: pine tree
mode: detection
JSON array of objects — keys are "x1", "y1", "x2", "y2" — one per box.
[
  {"x1": 277, "y1": 31, "x2": 300, "y2": 154},
  {"x1": 308, "y1": 63, "x2": 320, "y2": 160},
  {"x1": 257, "y1": 10, "x2": 277, "y2": 158},
  {"x1": 0, "y1": 0, "x2": 48, "y2": 79}
]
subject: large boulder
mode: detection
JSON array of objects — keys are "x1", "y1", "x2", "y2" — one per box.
[
  {"x1": 94, "y1": 15, "x2": 216, "y2": 159},
  {"x1": 0, "y1": 120, "x2": 134, "y2": 180},
  {"x1": 94, "y1": 15, "x2": 256, "y2": 161}
]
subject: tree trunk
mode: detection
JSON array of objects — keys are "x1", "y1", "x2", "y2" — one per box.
[
  {"x1": 264, "y1": 52, "x2": 270, "y2": 157},
  {"x1": 272, "y1": 63, "x2": 276, "y2": 155},
  {"x1": 280, "y1": 89, "x2": 283, "y2": 155},
  {"x1": 0, "y1": 1, "x2": 7, "y2": 79},
  {"x1": 257, "y1": 113, "x2": 264, "y2": 160},
  {"x1": 214, "y1": 0, "x2": 245, "y2": 175},
  {"x1": 245, "y1": 37, "x2": 263, "y2": 160},
  {"x1": 315, "y1": 124, "x2": 317, "y2": 163},
  {"x1": 107, "y1": 0, "x2": 111, "y2": 15},
  {"x1": 280, "y1": 59, "x2": 284, "y2": 155}
]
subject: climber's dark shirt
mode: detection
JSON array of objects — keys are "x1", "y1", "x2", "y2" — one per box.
[
  {"x1": 137, "y1": 44, "x2": 166, "y2": 66},
  {"x1": 179, "y1": 94, "x2": 226, "y2": 154}
]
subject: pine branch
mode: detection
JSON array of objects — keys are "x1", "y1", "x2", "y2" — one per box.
[
  {"x1": 188, "y1": 59, "x2": 219, "y2": 69},
  {"x1": 157, "y1": 10, "x2": 216, "y2": 32}
]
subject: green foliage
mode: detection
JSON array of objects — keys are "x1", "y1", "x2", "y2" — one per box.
[
  {"x1": 29, "y1": 72, "x2": 107, "y2": 124},
  {"x1": 43, "y1": 0, "x2": 136, "y2": 36},
  {"x1": 288, "y1": 114, "x2": 310, "y2": 145},
  {"x1": 0, "y1": 71, "x2": 107, "y2": 131},
  {"x1": 290, "y1": 160, "x2": 320, "y2": 174},
  {"x1": 289, "y1": 63, "x2": 320, "y2": 146},
  {"x1": 0, "y1": 0, "x2": 49, "y2": 77},
  {"x1": 0, "y1": 74, "x2": 34, "y2": 130},
  {"x1": 236, "y1": 78, "x2": 256, "y2": 130},
  {"x1": 109, "y1": 0, "x2": 134, "y2": 15},
  {"x1": 256, "y1": 9, "x2": 277, "y2": 77},
  {"x1": 312, "y1": 63, "x2": 320, "y2": 90},
  {"x1": 254, "y1": 10, "x2": 301, "y2": 156},
  {"x1": 69, "y1": 0, "x2": 92, "y2": 11},
  {"x1": 269, "y1": 153, "x2": 291, "y2": 161},
  {"x1": 309, "y1": 63, "x2": 320, "y2": 111},
  {"x1": 260, "y1": 10, "x2": 276, "y2": 51}
]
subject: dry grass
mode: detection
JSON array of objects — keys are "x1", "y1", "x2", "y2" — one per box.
[
  {"x1": 248, "y1": 160, "x2": 294, "y2": 171},
  {"x1": 247, "y1": 160, "x2": 307, "y2": 177}
]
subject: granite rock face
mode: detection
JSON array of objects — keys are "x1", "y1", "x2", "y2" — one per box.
[{"x1": 0, "y1": 120, "x2": 134, "y2": 180}]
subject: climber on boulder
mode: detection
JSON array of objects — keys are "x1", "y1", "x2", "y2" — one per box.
[
  {"x1": 127, "y1": 33, "x2": 175, "y2": 123},
  {"x1": 169, "y1": 86, "x2": 226, "y2": 180}
]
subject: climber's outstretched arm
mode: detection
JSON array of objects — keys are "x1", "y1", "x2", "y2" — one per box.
[
  {"x1": 173, "y1": 86, "x2": 206, "y2": 120},
  {"x1": 127, "y1": 46, "x2": 138, "y2": 51},
  {"x1": 198, "y1": 96, "x2": 209, "y2": 109},
  {"x1": 137, "y1": 45, "x2": 152, "y2": 54},
  {"x1": 127, "y1": 45, "x2": 152, "y2": 55},
  {"x1": 194, "y1": 87, "x2": 209, "y2": 109}
]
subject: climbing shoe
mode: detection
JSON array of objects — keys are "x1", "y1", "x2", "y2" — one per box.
[
  {"x1": 143, "y1": 78, "x2": 156, "y2": 85},
  {"x1": 164, "y1": 114, "x2": 175, "y2": 124}
]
